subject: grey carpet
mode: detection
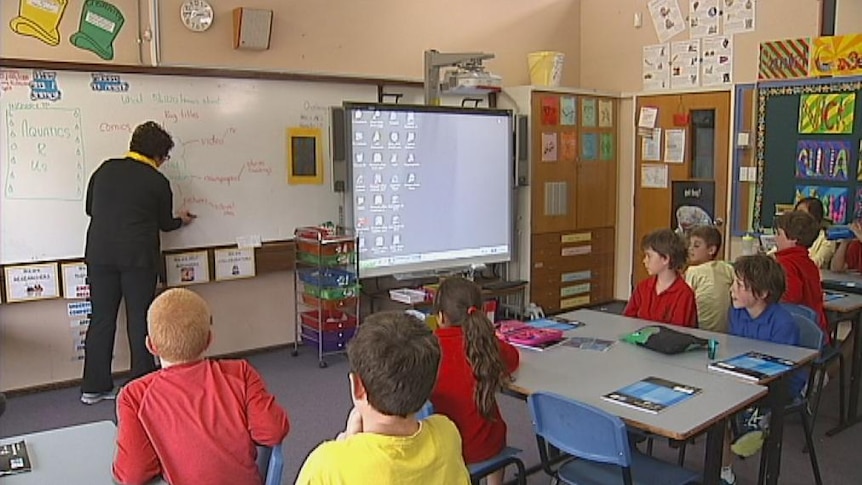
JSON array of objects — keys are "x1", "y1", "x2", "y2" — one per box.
[{"x1": 2, "y1": 347, "x2": 859, "y2": 484}]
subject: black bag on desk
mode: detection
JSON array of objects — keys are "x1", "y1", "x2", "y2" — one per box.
[{"x1": 621, "y1": 325, "x2": 708, "y2": 355}]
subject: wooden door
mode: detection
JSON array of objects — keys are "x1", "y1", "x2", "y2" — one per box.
[
  {"x1": 531, "y1": 93, "x2": 578, "y2": 233},
  {"x1": 632, "y1": 91, "x2": 731, "y2": 286}
]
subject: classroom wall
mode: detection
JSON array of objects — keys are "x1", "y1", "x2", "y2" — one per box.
[
  {"x1": 580, "y1": 0, "x2": 823, "y2": 299},
  {"x1": 1, "y1": 0, "x2": 582, "y2": 86},
  {"x1": 0, "y1": 0, "x2": 583, "y2": 391},
  {"x1": 836, "y1": 0, "x2": 862, "y2": 35}
]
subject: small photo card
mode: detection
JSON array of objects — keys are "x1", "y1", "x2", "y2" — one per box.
[
  {"x1": 61, "y1": 262, "x2": 89, "y2": 299},
  {"x1": 214, "y1": 247, "x2": 256, "y2": 281},
  {"x1": 165, "y1": 251, "x2": 211, "y2": 286},
  {"x1": 4, "y1": 263, "x2": 60, "y2": 302}
]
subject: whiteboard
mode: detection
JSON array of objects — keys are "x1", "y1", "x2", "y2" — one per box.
[{"x1": 0, "y1": 68, "x2": 378, "y2": 264}]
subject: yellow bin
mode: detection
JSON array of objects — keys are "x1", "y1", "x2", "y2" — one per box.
[{"x1": 528, "y1": 51, "x2": 565, "y2": 87}]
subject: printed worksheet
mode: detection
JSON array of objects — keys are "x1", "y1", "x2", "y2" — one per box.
[
  {"x1": 689, "y1": 0, "x2": 720, "y2": 38},
  {"x1": 702, "y1": 35, "x2": 734, "y2": 86},
  {"x1": 643, "y1": 44, "x2": 670, "y2": 91},
  {"x1": 648, "y1": 0, "x2": 686, "y2": 43},
  {"x1": 671, "y1": 40, "x2": 701, "y2": 89},
  {"x1": 723, "y1": 0, "x2": 756, "y2": 35}
]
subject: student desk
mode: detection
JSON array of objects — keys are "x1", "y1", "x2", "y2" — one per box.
[
  {"x1": 820, "y1": 286, "x2": 862, "y2": 437},
  {"x1": 0, "y1": 421, "x2": 166, "y2": 485},
  {"x1": 509, "y1": 310, "x2": 817, "y2": 485}
]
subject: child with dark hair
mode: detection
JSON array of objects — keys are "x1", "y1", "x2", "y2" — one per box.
[
  {"x1": 794, "y1": 197, "x2": 835, "y2": 268},
  {"x1": 431, "y1": 277, "x2": 520, "y2": 485},
  {"x1": 625, "y1": 229, "x2": 697, "y2": 327},
  {"x1": 685, "y1": 225, "x2": 734, "y2": 332},
  {"x1": 296, "y1": 311, "x2": 469, "y2": 485},
  {"x1": 773, "y1": 210, "x2": 829, "y2": 337},
  {"x1": 721, "y1": 255, "x2": 802, "y2": 484}
]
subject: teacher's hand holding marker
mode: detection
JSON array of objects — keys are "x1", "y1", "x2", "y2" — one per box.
[{"x1": 82, "y1": 121, "x2": 196, "y2": 405}]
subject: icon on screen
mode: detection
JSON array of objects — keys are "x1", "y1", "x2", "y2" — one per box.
[
  {"x1": 356, "y1": 175, "x2": 364, "y2": 185},
  {"x1": 359, "y1": 238, "x2": 366, "y2": 249},
  {"x1": 373, "y1": 194, "x2": 383, "y2": 206},
  {"x1": 392, "y1": 215, "x2": 401, "y2": 225},
  {"x1": 389, "y1": 112, "x2": 398, "y2": 121},
  {"x1": 389, "y1": 132, "x2": 399, "y2": 143},
  {"x1": 393, "y1": 234, "x2": 401, "y2": 245},
  {"x1": 407, "y1": 173, "x2": 416, "y2": 184},
  {"x1": 354, "y1": 132, "x2": 364, "y2": 141},
  {"x1": 390, "y1": 174, "x2": 399, "y2": 184},
  {"x1": 407, "y1": 153, "x2": 415, "y2": 164},
  {"x1": 355, "y1": 153, "x2": 364, "y2": 163},
  {"x1": 355, "y1": 111, "x2": 363, "y2": 120},
  {"x1": 390, "y1": 153, "x2": 398, "y2": 164},
  {"x1": 357, "y1": 196, "x2": 365, "y2": 206},
  {"x1": 375, "y1": 236, "x2": 384, "y2": 247},
  {"x1": 373, "y1": 131, "x2": 381, "y2": 143},
  {"x1": 372, "y1": 152, "x2": 382, "y2": 163},
  {"x1": 373, "y1": 110, "x2": 381, "y2": 119},
  {"x1": 406, "y1": 132, "x2": 415, "y2": 143},
  {"x1": 391, "y1": 194, "x2": 400, "y2": 205},
  {"x1": 373, "y1": 173, "x2": 382, "y2": 185}
]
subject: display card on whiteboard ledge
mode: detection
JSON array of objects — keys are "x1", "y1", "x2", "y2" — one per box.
[{"x1": 165, "y1": 251, "x2": 211, "y2": 286}]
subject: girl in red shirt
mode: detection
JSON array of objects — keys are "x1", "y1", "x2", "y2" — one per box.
[{"x1": 431, "y1": 277, "x2": 520, "y2": 485}]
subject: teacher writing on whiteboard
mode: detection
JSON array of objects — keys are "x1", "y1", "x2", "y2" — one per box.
[{"x1": 81, "y1": 121, "x2": 195, "y2": 405}]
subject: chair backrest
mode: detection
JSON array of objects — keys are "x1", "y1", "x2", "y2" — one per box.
[
  {"x1": 780, "y1": 303, "x2": 823, "y2": 351},
  {"x1": 527, "y1": 392, "x2": 632, "y2": 468},
  {"x1": 256, "y1": 443, "x2": 284, "y2": 485},
  {"x1": 416, "y1": 401, "x2": 434, "y2": 420}
]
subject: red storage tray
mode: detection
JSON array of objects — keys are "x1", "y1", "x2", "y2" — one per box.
[
  {"x1": 302, "y1": 293, "x2": 358, "y2": 311},
  {"x1": 297, "y1": 239, "x2": 355, "y2": 256},
  {"x1": 300, "y1": 310, "x2": 358, "y2": 331}
]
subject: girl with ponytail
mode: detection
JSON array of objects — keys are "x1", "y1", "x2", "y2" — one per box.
[{"x1": 431, "y1": 277, "x2": 520, "y2": 485}]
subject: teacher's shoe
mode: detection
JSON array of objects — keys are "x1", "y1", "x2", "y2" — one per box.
[{"x1": 80, "y1": 388, "x2": 117, "y2": 405}]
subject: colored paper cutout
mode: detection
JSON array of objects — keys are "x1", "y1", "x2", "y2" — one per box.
[
  {"x1": 798, "y1": 93, "x2": 856, "y2": 134},
  {"x1": 9, "y1": 0, "x2": 68, "y2": 46},
  {"x1": 541, "y1": 133, "x2": 558, "y2": 162},
  {"x1": 855, "y1": 188, "x2": 862, "y2": 220},
  {"x1": 758, "y1": 38, "x2": 810, "y2": 80},
  {"x1": 581, "y1": 98, "x2": 597, "y2": 127},
  {"x1": 561, "y1": 96, "x2": 576, "y2": 125},
  {"x1": 541, "y1": 97, "x2": 560, "y2": 125},
  {"x1": 810, "y1": 34, "x2": 862, "y2": 78},
  {"x1": 796, "y1": 185, "x2": 848, "y2": 224},
  {"x1": 561, "y1": 132, "x2": 577, "y2": 161},
  {"x1": 598, "y1": 99, "x2": 613, "y2": 127},
  {"x1": 795, "y1": 140, "x2": 851, "y2": 181},
  {"x1": 600, "y1": 133, "x2": 614, "y2": 160},
  {"x1": 582, "y1": 133, "x2": 598, "y2": 161},
  {"x1": 70, "y1": 0, "x2": 125, "y2": 61}
]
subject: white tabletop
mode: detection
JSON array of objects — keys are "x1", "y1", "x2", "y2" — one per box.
[{"x1": 0, "y1": 421, "x2": 167, "y2": 485}]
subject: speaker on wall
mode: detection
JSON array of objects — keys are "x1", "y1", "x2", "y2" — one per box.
[
  {"x1": 515, "y1": 114, "x2": 529, "y2": 186},
  {"x1": 331, "y1": 107, "x2": 348, "y2": 192}
]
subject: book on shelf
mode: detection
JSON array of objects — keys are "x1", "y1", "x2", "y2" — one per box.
[
  {"x1": 602, "y1": 376, "x2": 701, "y2": 414},
  {"x1": 0, "y1": 440, "x2": 31, "y2": 476},
  {"x1": 564, "y1": 336, "x2": 615, "y2": 352},
  {"x1": 707, "y1": 351, "x2": 795, "y2": 381}
]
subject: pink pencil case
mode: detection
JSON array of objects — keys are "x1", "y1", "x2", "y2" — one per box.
[{"x1": 498, "y1": 320, "x2": 564, "y2": 346}]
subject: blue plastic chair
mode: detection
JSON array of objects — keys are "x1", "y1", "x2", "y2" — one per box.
[
  {"x1": 778, "y1": 303, "x2": 825, "y2": 485},
  {"x1": 256, "y1": 443, "x2": 284, "y2": 485},
  {"x1": 527, "y1": 392, "x2": 700, "y2": 485},
  {"x1": 417, "y1": 401, "x2": 526, "y2": 484}
]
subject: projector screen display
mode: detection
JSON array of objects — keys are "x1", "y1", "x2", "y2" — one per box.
[{"x1": 345, "y1": 104, "x2": 513, "y2": 278}]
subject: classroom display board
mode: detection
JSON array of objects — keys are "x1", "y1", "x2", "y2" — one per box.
[
  {"x1": 0, "y1": 68, "x2": 377, "y2": 264},
  {"x1": 754, "y1": 79, "x2": 862, "y2": 230}
]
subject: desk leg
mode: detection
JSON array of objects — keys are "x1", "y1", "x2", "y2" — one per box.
[
  {"x1": 759, "y1": 377, "x2": 787, "y2": 485},
  {"x1": 703, "y1": 419, "x2": 726, "y2": 485},
  {"x1": 827, "y1": 310, "x2": 862, "y2": 436}
]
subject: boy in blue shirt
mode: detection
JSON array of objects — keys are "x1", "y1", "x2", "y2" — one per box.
[{"x1": 722, "y1": 254, "x2": 802, "y2": 485}]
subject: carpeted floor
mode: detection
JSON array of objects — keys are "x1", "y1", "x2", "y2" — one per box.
[{"x1": 2, "y1": 344, "x2": 860, "y2": 484}]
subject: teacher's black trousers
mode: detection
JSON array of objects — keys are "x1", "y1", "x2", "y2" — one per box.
[{"x1": 81, "y1": 264, "x2": 158, "y2": 393}]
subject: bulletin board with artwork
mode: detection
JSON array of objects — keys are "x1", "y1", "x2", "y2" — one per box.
[{"x1": 753, "y1": 78, "x2": 862, "y2": 230}]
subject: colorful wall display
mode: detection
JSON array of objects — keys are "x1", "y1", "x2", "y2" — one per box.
[
  {"x1": 758, "y1": 38, "x2": 810, "y2": 80},
  {"x1": 759, "y1": 34, "x2": 862, "y2": 80},
  {"x1": 795, "y1": 185, "x2": 849, "y2": 224},
  {"x1": 798, "y1": 93, "x2": 856, "y2": 134},
  {"x1": 795, "y1": 140, "x2": 851, "y2": 181},
  {"x1": 810, "y1": 34, "x2": 862, "y2": 78}
]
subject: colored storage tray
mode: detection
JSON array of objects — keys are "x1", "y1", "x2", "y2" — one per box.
[
  {"x1": 297, "y1": 239, "x2": 355, "y2": 256},
  {"x1": 301, "y1": 326, "x2": 356, "y2": 352},
  {"x1": 303, "y1": 283, "x2": 359, "y2": 300},
  {"x1": 302, "y1": 293, "x2": 358, "y2": 311},
  {"x1": 298, "y1": 268, "x2": 358, "y2": 288},
  {"x1": 300, "y1": 310, "x2": 358, "y2": 331},
  {"x1": 297, "y1": 250, "x2": 356, "y2": 267}
]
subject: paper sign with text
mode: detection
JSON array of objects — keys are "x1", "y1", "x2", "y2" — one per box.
[
  {"x1": 165, "y1": 251, "x2": 211, "y2": 286},
  {"x1": 4, "y1": 263, "x2": 60, "y2": 302},
  {"x1": 214, "y1": 248, "x2": 256, "y2": 281}
]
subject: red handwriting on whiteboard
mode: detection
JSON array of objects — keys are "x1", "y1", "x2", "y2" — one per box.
[
  {"x1": 245, "y1": 160, "x2": 273, "y2": 175},
  {"x1": 182, "y1": 195, "x2": 236, "y2": 216},
  {"x1": 203, "y1": 164, "x2": 245, "y2": 186}
]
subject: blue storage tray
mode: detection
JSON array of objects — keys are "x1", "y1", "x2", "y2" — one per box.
[{"x1": 298, "y1": 268, "x2": 358, "y2": 288}]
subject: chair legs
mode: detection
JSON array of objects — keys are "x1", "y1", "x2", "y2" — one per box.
[
  {"x1": 807, "y1": 352, "x2": 846, "y2": 452},
  {"x1": 469, "y1": 456, "x2": 526, "y2": 485},
  {"x1": 798, "y1": 407, "x2": 823, "y2": 485}
]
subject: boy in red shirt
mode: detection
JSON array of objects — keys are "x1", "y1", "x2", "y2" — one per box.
[
  {"x1": 774, "y1": 210, "x2": 829, "y2": 336},
  {"x1": 625, "y1": 229, "x2": 697, "y2": 327},
  {"x1": 113, "y1": 289, "x2": 290, "y2": 485}
]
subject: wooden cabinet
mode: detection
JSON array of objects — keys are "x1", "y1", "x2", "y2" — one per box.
[{"x1": 527, "y1": 91, "x2": 618, "y2": 313}]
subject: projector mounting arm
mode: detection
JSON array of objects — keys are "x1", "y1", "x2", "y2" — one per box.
[{"x1": 424, "y1": 50, "x2": 495, "y2": 106}]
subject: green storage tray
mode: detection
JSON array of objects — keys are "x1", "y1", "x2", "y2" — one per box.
[
  {"x1": 304, "y1": 283, "x2": 360, "y2": 300},
  {"x1": 297, "y1": 250, "x2": 356, "y2": 267}
]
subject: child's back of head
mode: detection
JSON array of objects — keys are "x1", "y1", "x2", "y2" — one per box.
[
  {"x1": 775, "y1": 210, "x2": 820, "y2": 249},
  {"x1": 434, "y1": 277, "x2": 510, "y2": 420},
  {"x1": 147, "y1": 288, "x2": 211, "y2": 363}
]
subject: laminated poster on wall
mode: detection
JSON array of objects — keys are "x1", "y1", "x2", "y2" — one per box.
[
  {"x1": 671, "y1": 40, "x2": 701, "y2": 89},
  {"x1": 581, "y1": 98, "x2": 597, "y2": 128},
  {"x1": 541, "y1": 97, "x2": 560, "y2": 126},
  {"x1": 643, "y1": 44, "x2": 671, "y2": 91},
  {"x1": 648, "y1": 0, "x2": 686, "y2": 43},
  {"x1": 3, "y1": 263, "x2": 60, "y2": 302},
  {"x1": 214, "y1": 247, "x2": 256, "y2": 281},
  {"x1": 165, "y1": 251, "x2": 211, "y2": 286},
  {"x1": 560, "y1": 97, "x2": 577, "y2": 126},
  {"x1": 796, "y1": 186, "x2": 848, "y2": 224},
  {"x1": 581, "y1": 133, "x2": 598, "y2": 161},
  {"x1": 642, "y1": 164, "x2": 669, "y2": 189},
  {"x1": 61, "y1": 262, "x2": 89, "y2": 299},
  {"x1": 689, "y1": 0, "x2": 720, "y2": 38},
  {"x1": 598, "y1": 100, "x2": 613, "y2": 128},
  {"x1": 561, "y1": 132, "x2": 577, "y2": 161},
  {"x1": 723, "y1": 0, "x2": 756, "y2": 35},
  {"x1": 701, "y1": 36, "x2": 734, "y2": 87},
  {"x1": 642, "y1": 128, "x2": 662, "y2": 161},
  {"x1": 664, "y1": 129, "x2": 686, "y2": 164},
  {"x1": 795, "y1": 140, "x2": 851, "y2": 181},
  {"x1": 638, "y1": 106, "x2": 660, "y2": 137},
  {"x1": 541, "y1": 133, "x2": 558, "y2": 162}
]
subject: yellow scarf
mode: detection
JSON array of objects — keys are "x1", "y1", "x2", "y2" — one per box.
[{"x1": 125, "y1": 151, "x2": 159, "y2": 170}]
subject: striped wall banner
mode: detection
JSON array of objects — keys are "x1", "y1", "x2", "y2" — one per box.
[
  {"x1": 758, "y1": 38, "x2": 810, "y2": 80},
  {"x1": 810, "y1": 34, "x2": 862, "y2": 78},
  {"x1": 798, "y1": 93, "x2": 856, "y2": 134}
]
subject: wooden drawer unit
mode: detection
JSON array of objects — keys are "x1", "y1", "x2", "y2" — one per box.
[{"x1": 530, "y1": 228, "x2": 615, "y2": 313}]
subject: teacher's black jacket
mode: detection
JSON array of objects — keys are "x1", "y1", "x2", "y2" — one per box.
[{"x1": 85, "y1": 157, "x2": 182, "y2": 269}]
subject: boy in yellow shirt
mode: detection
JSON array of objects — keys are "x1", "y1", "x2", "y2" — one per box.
[
  {"x1": 296, "y1": 311, "x2": 470, "y2": 485},
  {"x1": 685, "y1": 226, "x2": 735, "y2": 333}
]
